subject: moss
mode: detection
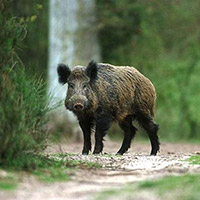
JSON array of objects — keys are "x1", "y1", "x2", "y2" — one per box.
[
  {"x1": 0, "y1": 176, "x2": 17, "y2": 191},
  {"x1": 187, "y1": 155, "x2": 200, "y2": 165}
]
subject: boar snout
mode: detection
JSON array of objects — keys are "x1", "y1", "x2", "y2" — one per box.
[
  {"x1": 73, "y1": 103, "x2": 84, "y2": 111},
  {"x1": 65, "y1": 94, "x2": 88, "y2": 112}
]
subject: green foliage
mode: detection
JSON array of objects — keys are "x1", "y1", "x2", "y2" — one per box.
[
  {"x1": 97, "y1": 0, "x2": 200, "y2": 140},
  {"x1": 0, "y1": 1, "x2": 50, "y2": 167},
  {"x1": 12, "y1": 0, "x2": 48, "y2": 78},
  {"x1": 0, "y1": 69, "x2": 50, "y2": 161},
  {"x1": 96, "y1": 0, "x2": 141, "y2": 64},
  {"x1": 0, "y1": 49, "x2": 51, "y2": 161}
]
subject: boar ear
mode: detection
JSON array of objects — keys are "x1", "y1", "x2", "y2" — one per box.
[
  {"x1": 85, "y1": 60, "x2": 98, "y2": 82},
  {"x1": 57, "y1": 63, "x2": 71, "y2": 84}
]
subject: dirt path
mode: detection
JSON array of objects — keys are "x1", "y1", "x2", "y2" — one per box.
[{"x1": 1, "y1": 141, "x2": 200, "y2": 200}]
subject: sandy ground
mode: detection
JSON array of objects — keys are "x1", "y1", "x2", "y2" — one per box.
[{"x1": 1, "y1": 140, "x2": 200, "y2": 200}]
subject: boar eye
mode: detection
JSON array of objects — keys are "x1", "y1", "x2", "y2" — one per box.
[
  {"x1": 69, "y1": 83, "x2": 75, "y2": 89},
  {"x1": 82, "y1": 83, "x2": 87, "y2": 89}
]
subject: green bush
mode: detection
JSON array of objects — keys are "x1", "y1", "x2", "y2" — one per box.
[
  {"x1": 0, "y1": 69, "x2": 49, "y2": 161},
  {"x1": 0, "y1": 1, "x2": 50, "y2": 166}
]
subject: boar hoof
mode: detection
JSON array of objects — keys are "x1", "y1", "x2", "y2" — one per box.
[
  {"x1": 116, "y1": 151, "x2": 124, "y2": 155},
  {"x1": 82, "y1": 150, "x2": 89, "y2": 155},
  {"x1": 150, "y1": 148, "x2": 159, "y2": 156},
  {"x1": 150, "y1": 151, "x2": 157, "y2": 156},
  {"x1": 93, "y1": 150, "x2": 101, "y2": 154}
]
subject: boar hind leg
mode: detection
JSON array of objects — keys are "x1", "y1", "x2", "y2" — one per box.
[
  {"x1": 116, "y1": 115, "x2": 137, "y2": 155},
  {"x1": 93, "y1": 116, "x2": 112, "y2": 154},
  {"x1": 137, "y1": 113, "x2": 160, "y2": 155},
  {"x1": 79, "y1": 118, "x2": 93, "y2": 155}
]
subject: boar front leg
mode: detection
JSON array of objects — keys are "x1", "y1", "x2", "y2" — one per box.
[
  {"x1": 93, "y1": 115, "x2": 112, "y2": 154},
  {"x1": 79, "y1": 118, "x2": 93, "y2": 155}
]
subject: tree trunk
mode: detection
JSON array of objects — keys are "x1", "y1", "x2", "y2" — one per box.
[{"x1": 48, "y1": 0, "x2": 100, "y2": 132}]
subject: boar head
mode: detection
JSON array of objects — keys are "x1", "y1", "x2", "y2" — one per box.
[{"x1": 57, "y1": 60, "x2": 98, "y2": 113}]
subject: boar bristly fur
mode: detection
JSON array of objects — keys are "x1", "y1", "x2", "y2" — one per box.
[{"x1": 57, "y1": 60, "x2": 160, "y2": 155}]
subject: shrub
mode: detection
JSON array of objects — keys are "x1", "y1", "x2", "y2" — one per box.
[
  {"x1": 0, "y1": 69, "x2": 50, "y2": 161},
  {"x1": 0, "y1": 0, "x2": 50, "y2": 166}
]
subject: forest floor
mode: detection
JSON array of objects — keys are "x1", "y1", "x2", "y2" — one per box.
[{"x1": 1, "y1": 140, "x2": 200, "y2": 200}]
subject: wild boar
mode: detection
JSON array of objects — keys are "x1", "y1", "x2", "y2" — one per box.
[{"x1": 57, "y1": 60, "x2": 160, "y2": 155}]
